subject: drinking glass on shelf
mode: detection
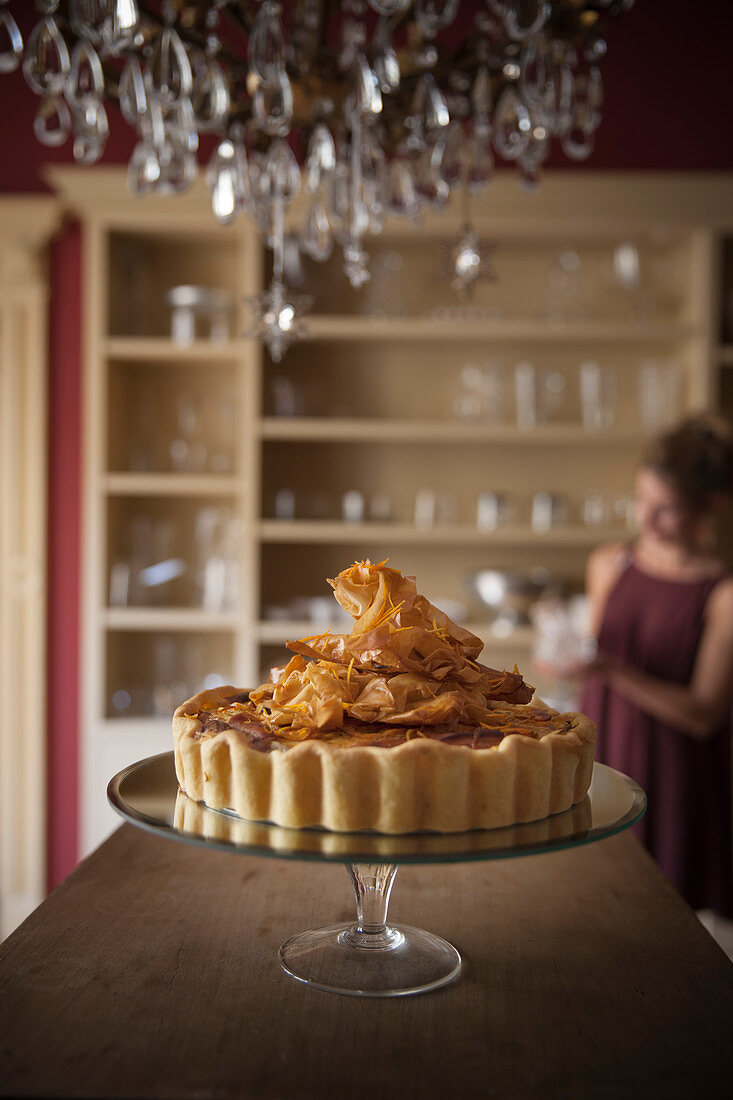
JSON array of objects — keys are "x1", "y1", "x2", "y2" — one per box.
[
  {"x1": 454, "y1": 362, "x2": 506, "y2": 423},
  {"x1": 476, "y1": 491, "x2": 511, "y2": 532},
  {"x1": 414, "y1": 488, "x2": 436, "y2": 529},
  {"x1": 611, "y1": 241, "x2": 655, "y2": 322},
  {"x1": 207, "y1": 398, "x2": 235, "y2": 474},
  {"x1": 579, "y1": 360, "x2": 617, "y2": 431},
  {"x1": 515, "y1": 361, "x2": 537, "y2": 428},
  {"x1": 638, "y1": 360, "x2": 681, "y2": 430},
  {"x1": 342, "y1": 490, "x2": 365, "y2": 523},
  {"x1": 169, "y1": 393, "x2": 208, "y2": 473},
  {"x1": 531, "y1": 491, "x2": 567, "y2": 532},
  {"x1": 166, "y1": 285, "x2": 234, "y2": 346},
  {"x1": 194, "y1": 506, "x2": 240, "y2": 612},
  {"x1": 544, "y1": 248, "x2": 585, "y2": 324},
  {"x1": 274, "y1": 488, "x2": 296, "y2": 520},
  {"x1": 537, "y1": 368, "x2": 567, "y2": 424},
  {"x1": 582, "y1": 489, "x2": 610, "y2": 527}
]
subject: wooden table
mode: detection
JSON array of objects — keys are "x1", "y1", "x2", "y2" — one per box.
[{"x1": 1, "y1": 824, "x2": 732, "y2": 1099}]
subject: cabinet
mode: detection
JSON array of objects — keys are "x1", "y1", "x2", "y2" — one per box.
[{"x1": 48, "y1": 169, "x2": 733, "y2": 855}]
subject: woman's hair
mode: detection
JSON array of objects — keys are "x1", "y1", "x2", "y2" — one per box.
[{"x1": 643, "y1": 414, "x2": 733, "y2": 511}]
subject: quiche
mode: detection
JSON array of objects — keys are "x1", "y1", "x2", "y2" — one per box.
[{"x1": 173, "y1": 560, "x2": 596, "y2": 833}]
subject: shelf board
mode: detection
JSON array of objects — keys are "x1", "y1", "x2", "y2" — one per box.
[
  {"x1": 100, "y1": 717, "x2": 172, "y2": 735},
  {"x1": 256, "y1": 619, "x2": 533, "y2": 647},
  {"x1": 103, "y1": 322, "x2": 699, "y2": 355},
  {"x1": 260, "y1": 418, "x2": 650, "y2": 444},
  {"x1": 103, "y1": 608, "x2": 240, "y2": 631},
  {"x1": 104, "y1": 337, "x2": 247, "y2": 360},
  {"x1": 259, "y1": 521, "x2": 621, "y2": 546},
  {"x1": 103, "y1": 473, "x2": 242, "y2": 496},
  {"x1": 304, "y1": 315, "x2": 700, "y2": 343}
]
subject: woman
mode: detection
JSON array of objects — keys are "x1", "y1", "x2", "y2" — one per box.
[{"x1": 581, "y1": 414, "x2": 733, "y2": 917}]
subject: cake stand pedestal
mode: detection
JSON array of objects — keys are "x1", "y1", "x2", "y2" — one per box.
[
  {"x1": 108, "y1": 754, "x2": 645, "y2": 998},
  {"x1": 278, "y1": 862, "x2": 462, "y2": 995}
]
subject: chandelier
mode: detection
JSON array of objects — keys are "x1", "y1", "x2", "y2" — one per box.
[{"x1": 0, "y1": 1, "x2": 634, "y2": 359}]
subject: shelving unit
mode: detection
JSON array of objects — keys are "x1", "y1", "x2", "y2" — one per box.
[{"x1": 48, "y1": 168, "x2": 733, "y2": 855}]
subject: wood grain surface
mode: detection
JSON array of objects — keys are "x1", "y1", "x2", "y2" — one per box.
[{"x1": 1, "y1": 824, "x2": 732, "y2": 1099}]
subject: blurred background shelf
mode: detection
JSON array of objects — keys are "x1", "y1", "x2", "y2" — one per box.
[
  {"x1": 258, "y1": 521, "x2": 625, "y2": 546},
  {"x1": 259, "y1": 418, "x2": 652, "y2": 444}
]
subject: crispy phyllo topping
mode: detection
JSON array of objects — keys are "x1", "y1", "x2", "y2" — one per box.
[{"x1": 241, "y1": 561, "x2": 535, "y2": 739}]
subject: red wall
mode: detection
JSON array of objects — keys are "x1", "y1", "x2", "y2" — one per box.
[{"x1": 1, "y1": 0, "x2": 730, "y2": 889}]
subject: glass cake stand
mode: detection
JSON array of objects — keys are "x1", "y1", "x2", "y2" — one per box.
[{"x1": 108, "y1": 753, "x2": 645, "y2": 998}]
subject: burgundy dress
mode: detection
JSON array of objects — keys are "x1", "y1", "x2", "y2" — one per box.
[{"x1": 581, "y1": 556, "x2": 733, "y2": 917}]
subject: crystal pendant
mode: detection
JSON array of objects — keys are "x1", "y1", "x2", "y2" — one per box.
[
  {"x1": 23, "y1": 16, "x2": 70, "y2": 96},
  {"x1": 343, "y1": 238, "x2": 371, "y2": 289},
  {"x1": 246, "y1": 277, "x2": 312, "y2": 363},
  {"x1": 471, "y1": 65, "x2": 493, "y2": 129},
  {"x1": 499, "y1": 0, "x2": 550, "y2": 42},
  {"x1": 301, "y1": 199, "x2": 333, "y2": 262},
  {"x1": 33, "y1": 94, "x2": 71, "y2": 147},
  {"x1": 207, "y1": 138, "x2": 250, "y2": 225},
  {"x1": 415, "y1": 141, "x2": 450, "y2": 207},
  {"x1": 119, "y1": 55, "x2": 148, "y2": 126},
  {"x1": 374, "y1": 43, "x2": 400, "y2": 94},
  {"x1": 253, "y1": 70, "x2": 293, "y2": 137},
  {"x1": 248, "y1": 0, "x2": 286, "y2": 85},
  {"x1": 387, "y1": 157, "x2": 419, "y2": 219},
  {"x1": 373, "y1": 19, "x2": 400, "y2": 94},
  {"x1": 127, "y1": 139, "x2": 161, "y2": 194},
  {"x1": 0, "y1": 7, "x2": 23, "y2": 75},
  {"x1": 158, "y1": 143, "x2": 197, "y2": 193},
  {"x1": 70, "y1": 0, "x2": 139, "y2": 55},
  {"x1": 305, "y1": 121, "x2": 336, "y2": 193},
  {"x1": 263, "y1": 139, "x2": 301, "y2": 205},
  {"x1": 561, "y1": 126, "x2": 594, "y2": 162},
  {"x1": 167, "y1": 97, "x2": 199, "y2": 154},
  {"x1": 191, "y1": 54, "x2": 230, "y2": 132},
  {"x1": 72, "y1": 99, "x2": 109, "y2": 164},
  {"x1": 464, "y1": 131, "x2": 495, "y2": 192},
  {"x1": 149, "y1": 25, "x2": 192, "y2": 108},
  {"x1": 354, "y1": 53, "x2": 382, "y2": 116},
  {"x1": 492, "y1": 84, "x2": 531, "y2": 160},
  {"x1": 416, "y1": 73, "x2": 450, "y2": 131},
  {"x1": 415, "y1": 0, "x2": 459, "y2": 39},
  {"x1": 520, "y1": 34, "x2": 554, "y2": 113},
  {"x1": 551, "y1": 60, "x2": 574, "y2": 136},
  {"x1": 65, "y1": 40, "x2": 105, "y2": 109}
]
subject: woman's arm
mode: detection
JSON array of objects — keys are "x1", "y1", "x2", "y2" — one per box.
[
  {"x1": 585, "y1": 541, "x2": 628, "y2": 636},
  {"x1": 591, "y1": 577, "x2": 733, "y2": 740}
]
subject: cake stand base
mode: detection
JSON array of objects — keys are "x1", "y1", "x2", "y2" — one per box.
[
  {"x1": 279, "y1": 922, "x2": 462, "y2": 997},
  {"x1": 277, "y1": 862, "x2": 461, "y2": 997}
]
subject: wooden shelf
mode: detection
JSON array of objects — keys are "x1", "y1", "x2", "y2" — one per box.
[
  {"x1": 259, "y1": 418, "x2": 650, "y2": 444},
  {"x1": 718, "y1": 345, "x2": 733, "y2": 366},
  {"x1": 259, "y1": 521, "x2": 623, "y2": 546},
  {"x1": 104, "y1": 337, "x2": 246, "y2": 360},
  {"x1": 100, "y1": 717, "x2": 172, "y2": 735},
  {"x1": 103, "y1": 473, "x2": 242, "y2": 496},
  {"x1": 103, "y1": 608, "x2": 240, "y2": 631},
  {"x1": 304, "y1": 315, "x2": 701, "y2": 342}
]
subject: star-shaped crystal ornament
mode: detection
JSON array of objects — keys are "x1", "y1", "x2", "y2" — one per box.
[
  {"x1": 438, "y1": 225, "x2": 497, "y2": 300},
  {"x1": 245, "y1": 277, "x2": 313, "y2": 362}
]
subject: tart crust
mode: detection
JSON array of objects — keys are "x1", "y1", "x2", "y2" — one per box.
[{"x1": 173, "y1": 686, "x2": 596, "y2": 834}]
